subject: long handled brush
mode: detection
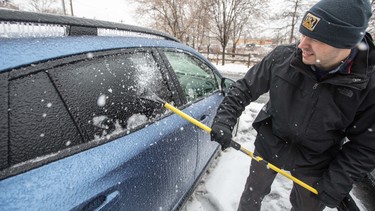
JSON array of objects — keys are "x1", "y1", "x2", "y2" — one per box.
[{"x1": 140, "y1": 89, "x2": 359, "y2": 210}]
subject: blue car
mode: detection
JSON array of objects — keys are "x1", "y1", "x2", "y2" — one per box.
[{"x1": 0, "y1": 10, "x2": 234, "y2": 210}]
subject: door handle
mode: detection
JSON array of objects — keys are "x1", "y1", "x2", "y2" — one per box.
[
  {"x1": 94, "y1": 191, "x2": 119, "y2": 211},
  {"x1": 82, "y1": 190, "x2": 120, "y2": 211},
  {"x1": 199, "y1": 114, "x2": 209, "y2": 122}
]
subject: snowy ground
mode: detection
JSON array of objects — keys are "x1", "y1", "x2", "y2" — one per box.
[{"x1": 181, "y1": 64, "x2": 367, "y2": 211}]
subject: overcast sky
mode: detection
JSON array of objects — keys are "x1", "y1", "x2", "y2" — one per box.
[
  {"x1": 13, "y1": 0, "x2": 141, "y2": 25},
  {"x1": 10, "y1": 0, "x2": 319, "y2": 39},
  {"x1": 72, "y1": 0, "x2": 140, "y2": 25}
]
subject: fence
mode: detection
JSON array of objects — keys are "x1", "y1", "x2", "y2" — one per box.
[{"x1": 200, "y1": 52, "x2": 259, "y2": 68}]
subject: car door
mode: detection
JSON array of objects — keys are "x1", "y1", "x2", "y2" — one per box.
[
  {"x1": 160, "y1": 49, "x2": 222, "y2": 178},
  {"x1": 0, "y1": 48, "x2": 200, "y2": 210}
]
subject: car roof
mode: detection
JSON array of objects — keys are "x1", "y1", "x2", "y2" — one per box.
[
  {"x1": 0, "y1": 9, "x2": 178, "y2": 41},
  {"x1": 0, "y1": 36, "x2": 196, "y2": 72},
  {"x1": 0, "y1": 9, "x2": 208, "y2": 72}
]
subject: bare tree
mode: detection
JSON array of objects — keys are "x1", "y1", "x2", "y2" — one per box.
[
  {"x1": 288, "y1": 0, "x2": 317, "y2": 43},
  {"x1": 208, "y1": 0, "x2": 256, "y2": 65},
  {"x1": 288, "y1": 0, "x2": 299, "y2": 43},
  {"x1": 229, "y1": 3, "x2": 249, "y2": 56},
  {"x1": 0, "y1": 0, "x2": 19, "y2": 9},
  {"x1": 186, "y1": 0, "x2": 212, "y2": 49},
  {"x1": 0, "y1": 0, "x2": 10, "y2": 5},
  {"x1": 230, "y1": 0, "x2": 269, "y2": 55},
  {"x1": 133, "y1": 0, "x2": 192, "y2": 42},
  {"x1": 270, "y1": 0, "x2": 317, "y2": 44},
  {"x1": 284, "y1": 0, "x2": 374, "y2": 43},
  {"x1": 132, "y1": 0, "x2": 270, "y2": 58},
  {"x1": 133, "y1": 0, "x2": 215, "y2": 47},
  {"x1": 28, "y1": 0, "x2": 63, "y2": 15},
  {"x1": 367, "y1": 0, "x2": 375, "y2": 36}
]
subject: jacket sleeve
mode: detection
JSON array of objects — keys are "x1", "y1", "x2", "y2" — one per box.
[
  {"x1": 212, "y1": 46, "x2": 278, "y2": 129},
  {"x1": 316, "y1": 81, "x2": 375, "y2": 206}
]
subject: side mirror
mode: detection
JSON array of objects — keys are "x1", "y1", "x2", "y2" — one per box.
[{"x1": 221, "y1": 77, "x2": 235, "y2": 96}]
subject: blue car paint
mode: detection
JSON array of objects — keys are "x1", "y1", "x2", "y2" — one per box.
[
  {"x1": 192, "y1": 95, "x2": 222, "y2": 178},
  {"x1": 0, "y1": 94, "x2": 221, "y2": 210},
  {"x1": 0, "y1": 36, "x2": 213, "y2": 72},
  {"x1": 0, "y1": 34, "x2": 224, "y2": 210}
]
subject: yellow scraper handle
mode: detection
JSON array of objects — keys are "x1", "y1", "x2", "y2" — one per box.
[{"x1": 164, "y1": 102, "x2": 318, "y2": 195}]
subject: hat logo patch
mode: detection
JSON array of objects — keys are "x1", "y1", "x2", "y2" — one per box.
[{"x1": 302, "y1": 13, "x2": 320, "y2": 31}]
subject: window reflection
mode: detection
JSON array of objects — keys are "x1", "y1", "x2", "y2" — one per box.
[{"x1": 164, "y1": 51, "x2": 218, "y2": 102}]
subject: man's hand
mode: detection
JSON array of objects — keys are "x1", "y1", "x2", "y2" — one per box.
[{"x1": 210, "y1": 123, "x2": 232, "y2": 150}]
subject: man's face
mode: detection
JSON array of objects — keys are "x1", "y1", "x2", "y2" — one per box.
[{"x1": 297, "y1": 35, "x2": 351, "y2": 70}]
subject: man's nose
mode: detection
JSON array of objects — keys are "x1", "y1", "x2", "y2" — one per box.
[{"x1": 298, "y1": 36, "x2": 309, "y2": 49}]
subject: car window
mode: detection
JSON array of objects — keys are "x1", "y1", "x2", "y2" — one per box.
[
  {"x1": 164, "y1": 51, "x2": 219, "y2": 102},
  {"x1": 8, "y1": 71, "x2": 83, "y2": 166},
  {"x1": 49, "y1": 51, "x2": 172, "y2": 142}
]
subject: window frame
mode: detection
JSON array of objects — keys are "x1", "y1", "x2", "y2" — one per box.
[
  {"x1": 48, "y1": 48, "x2": 176, "y2": 143},
  {"x1": 1, "y1": 47, "x2": 182, "y2": 180}
]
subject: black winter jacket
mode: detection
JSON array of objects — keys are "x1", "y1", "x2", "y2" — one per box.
[{"x1": 213, "y1": 34, "x2": 375, "y2": 203}]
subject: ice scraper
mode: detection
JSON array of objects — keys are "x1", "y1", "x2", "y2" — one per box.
[{"x1": 140, "y1": 89, "x2": 360, "y2": 210}]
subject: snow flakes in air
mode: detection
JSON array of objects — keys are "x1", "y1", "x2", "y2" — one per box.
[
  {"x1": 357, "y1": 42, "x2": 368, "y2": 51},
  {"x1": 86, "y1": 52, "x2": 94, "y2": 59},
  {"x1": 97, "y1": 94, "x2": 107, "y2": 107},
  {"x1": 220, "y1": 129, "x2": 224, "y2": 135}
]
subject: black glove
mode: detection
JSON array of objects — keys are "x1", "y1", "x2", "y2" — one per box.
[{"x1": 210, "y1": 123, "x2": 232, "y2": 150}]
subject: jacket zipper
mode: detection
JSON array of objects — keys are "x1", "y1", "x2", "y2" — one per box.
[
  {"x1": 311, "y1": 82, "x2": 319, "y2": 97},
  {"x1": 303, "y1": 83, "x2": 319, "y2": 133}
]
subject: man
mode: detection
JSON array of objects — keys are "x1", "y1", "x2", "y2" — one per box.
[{"x1": 210, "y1": 0, "x2": 375, "y2": 210}]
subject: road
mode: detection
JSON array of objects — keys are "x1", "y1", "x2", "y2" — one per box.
[{"x1": 222, "y1": 72, "x2": 375, "y2": 211}]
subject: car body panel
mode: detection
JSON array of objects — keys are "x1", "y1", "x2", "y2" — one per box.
[
  {"x1": 0, "y1": 12, "x2": 226, "y2": 210},
  {"x1": 0, "y1": 36, "x2": 214, "y2": 73},
  {"x1": 193, "y1": 95, "x2": 222, "y2": 178},
  {"x1": 0, "y1": 43, "x2": 223, "y2": 210},
  {"x1": 0, "y1": 95, "x2": 224, "y2": 210}
]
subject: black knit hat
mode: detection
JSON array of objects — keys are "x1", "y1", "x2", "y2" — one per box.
[{"x1": 299, "y1": 0, "x2": 372, "y2": 49}]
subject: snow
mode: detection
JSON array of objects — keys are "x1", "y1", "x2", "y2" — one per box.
[
  {"x1": 181, "y1": 64, "x2": 367, "y2": 211},
  {"x1": 97, "y1": 94, "x2": 107, "y2": 107},
  {"x1": 215, "y1": 63, "x2": 250, "y2": 76},
  {"x1": 127, "y1": 113, "x2": 148, "y2": 130}
]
